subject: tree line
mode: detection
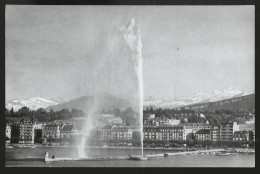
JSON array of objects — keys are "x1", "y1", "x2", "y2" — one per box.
[
  {"x1": 5, "y1": 106, "x2": 139, "y2": 126},
  {"x1": 143, "y1": 107, "x2": 253, "y2": 126},
  {"x1": 5, "y1": 107, "x2": 84, "y2": 123},
  {"x1": 6, "y1": 106, "x2": 253, "y2": 126}
]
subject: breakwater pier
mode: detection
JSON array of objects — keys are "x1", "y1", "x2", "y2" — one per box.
[{"x1": 44, "y1": 149, "x2": 232, "y2": 162}]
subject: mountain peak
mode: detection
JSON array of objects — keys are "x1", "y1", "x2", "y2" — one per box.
[
  {"x1": 227, "y1": 87, "x2": 235, "y2": 90},
  {"x1": 145, "y1": 96, "x2": 158, "y2": 101},
  {"x1": 213, "y1": 90, "x2": 222, "y2": 95},
  {"x1": 5, "y1": 97, "x2": 66, "y2": 111},
  {"x1": 49, "y1": 97, "x2": 67, "y2": 104},
  {"x1": 225, "y1": 87, "x2": 241, "y2": 92},
  {"x1": 144, "y1": 87, "x2": 251, "y2": 109}
]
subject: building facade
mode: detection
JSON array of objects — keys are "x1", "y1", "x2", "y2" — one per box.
[
  {"x1": 100, "y1": 125, "x2": 138, "y2": 141},
  {"x1": 195, "y1": 129, "x2": 211, "y2": 141},
  {"x1": 143, "y1": 125, "x2": 186, "y2": 141},
  {"x1": 168, "y1": 119, "x2": 181, "y2": 126},
  {"x1": 211, "y1": 126, "x2": 220, "y2": 141},
  {"x1": 220, "y1": 123, "x2": 233, "y2": 141},
  {"x1": 183, "y1": 123, "x2": 211, "y2": 134},
  {"x1": 233, "y1": 131, "x2": 250, "y2": 141},
  {"x1": 60, "y1": 124, "x2": 77, "y2": 138},
  {"x1": 18, "y1": 119, "x2": 36, "y2": 144},
  {"x1": 5, "y1": 123, "x2": 11, "y2": 139},
  {"x1": 42, "y1": 124, "x2": 61, "y2": 139}
]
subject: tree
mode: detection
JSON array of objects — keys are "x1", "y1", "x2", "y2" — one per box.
[
  {"x1": 5, "y1": 108, "x2": 10, "y2": 117},
  {"x1": 186, "y1": 139, "x2": 195, "y2": 147},
  {"x1": 112, "y1": 108, "x2": 121, "y2": 117},
  {"x1": 49, "y1": 108, "x2": 55, "y2": 115},
  {"x1": 71, "y1": 108, "x2": 84, "y2": 117},
  {"x1": 47, "y1": 136, "x2": 54, "y2": 143},
  {"x1": 124, "y1": 107, "x2": 135, "y2": 114},
  {"x1": 149, "y1": 107, "x2": 154, "y2": 114},
  {"x1": 186, "y1": 132, "x2": 195, "y2": 141},
  {"x1": 34, "y1": 129, "x2": 42, "y2": 140},
  {"x1": 132, "y1": 131, "x2": 141, "y2": 145},
  {"x1": 10, "y1": 124, "x2": 20, "y2": 143},
  {"x1": 10, "y1": 107, "x2": 14, "y2": 114},
  {"x1": 35, "y1": 108, "x2": 48, "y2": 122}
]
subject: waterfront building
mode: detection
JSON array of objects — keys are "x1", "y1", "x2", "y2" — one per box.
[
  {"x1": 183, "y1": 128, "x2": 193, "y2": 141},
  {"x1": 168, "y1": 119, "x2": 181, "y2": 126},
  {"x1": 183, "y1": 123, "x2": 211, "y2": 134},
  {"x1": 211, "y1": 126, "x2": 220, "y2": 141},
  {"x1": 5, "y1": 123, "x2": 11, "y2": 139},
  {"x1": 245, "y1": 117, "x2": 255, "y2": 124},
  {"x1": 108, "y1": 117, "x2": 122, "y2": 124},
  {"x1": 111, "y1": 126, "x2": 138, "y2": 140},
  {"x1": 98, "y1": 114, "x2": 123, "y2": 125},
  {"x1": 60, "y1": 124, "x2": 77, "y2": 138},
  {"x1": 71, "y1": 117, "x2": 86, "y2": 129},
  {"x1": 233, "y1": 131, "x2": 250, "y2": 141},
  {"x1": 220, "y1": 123, "x2": 233, "y2": 141},
  {"x1": 53, "y1": 119, "x2": 72, "y2": 125},
  {"x1": 159, "y1": 117, "x2": 169, "y2": 125},
  {"x1": 143, "y1": 125, "x2": 186, "y2": 141},
  {"x1": 100, "y1": 125, "x2": 114, "y2": 140},
  {"x1": 247, "y1": 124, "x2": 255, "y2": 142},
  {"x1": 42, "y1": 124, "x2": 61, "y2": 139},
  {"x1": 238, "y1": 123, "x2": 254, "y2": 131},
  {"x1": 195, "y1": 129, "x2": 211, "y2": 141},
  {"x1": 100, "y1": 125, "x2": 138, "y2": 141},
  {"x1": 143, "y1": 126, "x2": 161, "y2": 141},
  {"x1": 148, "y1": 114, "x2": 155, "y2": 120},
  {"x1": 233, "y1": 122, "x2": 239, "y2": 133},
  {"x1": 239, "y1": 123, "x2": 255, "y2": 142},
  {"x1": 34, "y1": 122, "x2": 46, "y2": 130},
  {"x1": 18, "y1": 119, "x2": 36, "y2": 144}
]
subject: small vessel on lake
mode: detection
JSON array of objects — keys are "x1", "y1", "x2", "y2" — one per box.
[
  {"x1": 128, "y1": 155, "x2": 148, "y2": 160},
  {"x1": 215, "y1": 152, "x2": 236, "y2": 156},
  {"x1": 6, "y1": 145, "x2": 13, "y2": 148}
]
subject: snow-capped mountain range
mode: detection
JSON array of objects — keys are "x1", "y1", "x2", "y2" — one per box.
[
  {"x1": 5, "y1": 87, "x2": 254, "y2": 111},
  {"x1": 144, "y1": 87, "x2": 254, "y2": 109},
  {"x1": 5, "y1": 97, "x2": 67, "y2": 111}
]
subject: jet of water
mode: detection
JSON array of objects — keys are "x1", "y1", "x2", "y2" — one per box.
[{"x1": 121, "y1": 18, "x2": 144, "y2": 157}]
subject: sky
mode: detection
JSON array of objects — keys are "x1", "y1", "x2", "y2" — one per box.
[{"x1": 5, "y1": 5, "x2": 255, "y2": 101}]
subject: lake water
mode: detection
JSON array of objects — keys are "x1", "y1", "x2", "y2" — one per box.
[{"x1": 5, "y1": 147, "x2": 255, "y2": 167}]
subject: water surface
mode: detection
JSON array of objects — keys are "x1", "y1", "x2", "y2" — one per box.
[{"x1": 6, "y1": 147, "x2": 255, "y2": 167}]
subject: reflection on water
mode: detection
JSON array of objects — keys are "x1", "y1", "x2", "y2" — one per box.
[{"x1": 6, "y1": 147, "x2": 255, "y2": 167}]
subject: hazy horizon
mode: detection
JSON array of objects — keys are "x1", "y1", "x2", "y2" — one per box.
[{"x1": 6, "y1": 6, "x2": 255, "y2": 102}]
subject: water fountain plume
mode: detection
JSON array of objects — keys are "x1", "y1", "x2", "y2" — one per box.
[
  {"x1": 120, "y1": 18, "x2": 144, "y2": 156},
  {"x1": 76, "y1": 18, "x2": 144, "y2": 158}
]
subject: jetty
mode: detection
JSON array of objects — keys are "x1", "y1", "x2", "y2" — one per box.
[
  {"x1": 146, "y1": 149, "x2": 225, "y2": 158},
  {"x1": 128, "y1": 156, "x2": 148, "y2": 160},
  {"x1": 44, "y1": 149, "x2": 231, "y2": 162},
  {"x1": 44, "y1": 152, "x2": 144, "y2": 162}
]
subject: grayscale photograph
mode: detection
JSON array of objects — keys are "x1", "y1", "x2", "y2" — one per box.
[{"x1": 5, "y1": 5, "x2": 255, "y2": 167}]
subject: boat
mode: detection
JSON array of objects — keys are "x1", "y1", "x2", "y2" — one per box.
[
  {"x1": 6, "y1": 145, "x2": 13, "y2": 149},
  {"x1": 128, "y1": 156, "x2": 148, "y2": 160},
  {"x1": 215, "y1": 152, "x2": 236, "y2": 156}
]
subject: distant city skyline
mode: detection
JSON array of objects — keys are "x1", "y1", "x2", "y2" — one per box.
[{"x1": 6, "y1": 6, "x2": 254, "y2": 101}]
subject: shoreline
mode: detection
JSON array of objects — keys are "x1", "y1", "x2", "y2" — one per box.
[{"x1": 7, "y1": 144, "x2": 255, "y2": 153}]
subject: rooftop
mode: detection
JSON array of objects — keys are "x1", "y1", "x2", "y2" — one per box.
[
  {"x1": 62, "y1": 125, "x2": 74, "y2": 131},
  {"x1": 196, "y1": 129, "x2": 211, "y2": 134},
  {"x1": 44, "y1": 124, "x2": 59, "y2": 128}
]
